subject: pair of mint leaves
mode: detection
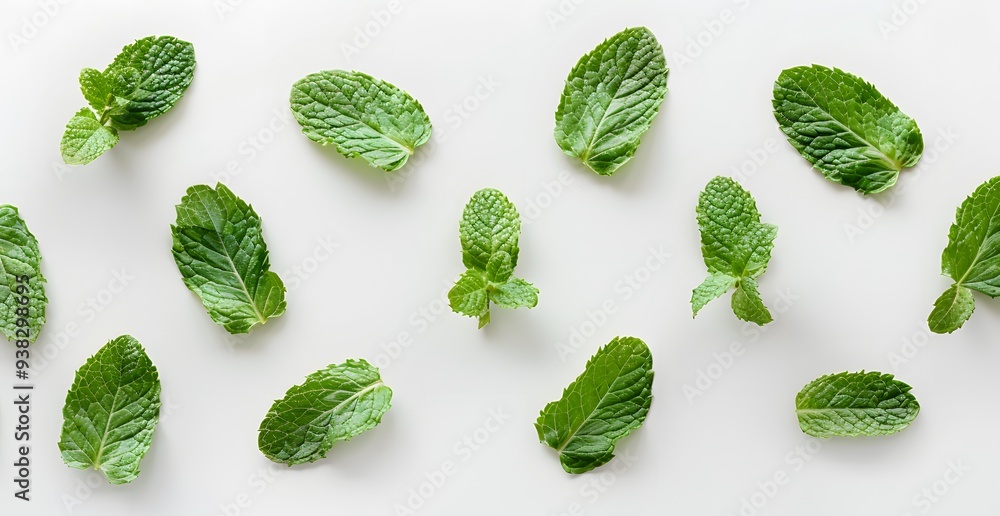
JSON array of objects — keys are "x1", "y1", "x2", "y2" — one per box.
[
  {"x1": 289, "y1": 27, "x2": 669, "y2": 176},
  {"x1": 61, "y1": 36, "x2": 195, "y2": 165},
  {"x1": 257, "y1": 337, "x2": 653, "y2": 473},
  {"x1": 171, "y1": 184, "x2": 546, "y2": 333},
  {"x1": 55, "y1": 334, "x2": 389, "y2": 480},
  {"x1": 55, "y1": 336, "x2": 392, "y2": 480}
]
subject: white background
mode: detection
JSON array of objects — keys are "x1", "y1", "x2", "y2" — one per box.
[{"x1": 2, "y1": 0, "x2": 999, "y2": 514}]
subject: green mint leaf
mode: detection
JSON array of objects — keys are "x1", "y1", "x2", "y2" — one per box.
[
  {"x1": 0, "y1": 205, "x2": 46, "y2": 343},
  {"x1": 449, "y1": 189, "x2": 538, "y2": 328},
  {"x1": 691, "y1": 273, "x2": 736, "y2": 316},
  {"x1": 731, "y1": 277, "x2": 772, "y2": 325},
  {"x1": 485, "y1": 251, "x2": 514, "y2": 283},
  {"x1": 535, "y1": 336, "x2": 653, "y2": 474},
  {"x1": 772, "y1": 65, "x2": 923, "y2": 194},
  {"x1": 102, "y1": 35, "x2": 196, "y2": 130},
  {"x1": 171, "y1": 184, "x2": 286, "y2": 334},
  {"x1": 554, "y1": 26, "x2": 668, "y2": 176},
  {"x1": 692, "y1": 176, "x2": 776, "y2": 325},
  {"x1": 290, "y1": 70, "x2": 431, "y2": 171},
  {"x1": 258, "y1": 359, "x2": 392, "y2": 465},
  {"x1": 79, "y1": 68, "x2": 111, "y2": 112},
  {"x1": 929, "y1": 176, "x2": 1000, "y2": 333},
  {"x1": 928, "y1": 284, "x2": 974, "y2": 334},
  {"x1": 448, "y1": 269, "x2": 489, "y2": 319},
  {"x1": 795, "y1": 371, "x2": 919, "y2": 438},
  {"x1": 60, "y1": 108, "x2": 119, "y2": 165},
  {"x1": 490, "y1": 277, "x2": 539, "y2": 309},
  {"x1": 58, "y1": 335, "x2": 161, "y2": 484}
]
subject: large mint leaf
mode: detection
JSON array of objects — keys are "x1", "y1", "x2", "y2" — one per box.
[
  {"x1": 535, "y1": 336, "x2": 653, "y2": 474},
  {"x1": 929, "y1": 176, "x2": 1000, "y2": 333},
  {"x1": 554, "y1": 27, "x2": 668, "y2": 176},
  {"x1": 795, "y1": 371, "x2": 919, "y2": 438},
  {"x1": 58, "y1": 335, "x2": 161, "y2": 484},
  {"x1": 449, "y1": 189, "x2": 538, "y2": 328},
  {"x1": 171, "y1": 184, "x2": 286, "y2": 334},
  {"x1": 258, "y1": 359, "x2": 392, "y2": 465},
  {"x1": 691, "y1": 176, "x2": 777, "y2": 325},
  {"x1": 0, "y1": 205, "x2": 46, "y2": 343},
  {"x1": 460, "y1": 189, "x2": 521, "y2": 271},
  {"x1": 102, "y1": 35, "x2": 196, "y2": 130},
  {"x1": 60, "y1": 108, "x2": 119, "y2": 165},
  {"x1": 773, "y1": 65, "x2": 923, "y2": 194},
  {"x1": 290, "y1": 70, "x2": 431, "y2": 171}
]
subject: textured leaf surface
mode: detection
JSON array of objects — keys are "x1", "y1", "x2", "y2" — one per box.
[
  {"x1": 258, "y1": 359, "x2": 392, "y2": 465},
  {"x1": 691, "y1": 176, "x2": 776, "y2": 325},
  {"x1": 58, "y1": 335, "x2": 161, "y2": 484},
  {"x1": 795, "y1": 371, "x2": 919, "y2": 438},
  {"x1": 290, "y1": 70, "x2": 431, "y2": 171},
  {"x1": 449, "y1": 189, "x2": 538, "y2": 327},
  {"x1": 0, "y1": 205, "x2": 46, "y2": 343},
  {"x1": 554, "y1": 27, "x2": 668, "y2": 176},
  {"x1": 773, "y1": 65, "x2": 923, "y2": 194},
  {"x1": 102, "y1": 35, "x2": 196, "y2": 130},
  {"x1": 79, "y1": 68, "x2": 111, "y2": 112},
  {"x1": 171, "y1": 184, "x2": 286, "y2": 334},
  {"x1": 535, "y1": 337, "x2": 653, "y2": 474},
  {"x1": 929, "y1": 176, "x2": 1000, "y2": 333},
  {"x1": 448, "y1": 269, "x2": 489, "y2": 326},
  {"x1": 60, "y1": 108, "x2": 119, "y2": 165}
]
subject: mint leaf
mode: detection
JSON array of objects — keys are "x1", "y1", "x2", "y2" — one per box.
[
  {"x1": 0, "y1": 205, "x2": 46, "y2": 343},
  {"x1": 102, "y1": 35, "x2": 196, "y2": 130},
  {"x1": 448, "y1": 269, "x2": 490, "y2": 327},
  {"x1": 290, "y1": 70, "x2": 431, "y2": 171},
  {"x1": 79, "y1": 68, "x2": 111, "y2": 112},
  {"x1": 258, "y1": 359, "x2": 392, "y2": 465},
  {"x1": 535, "y1": 336, "x2": 653, "y2": 473},
  {"x1": 692, "y1": 176, "x2": 777, "y2": 325},
  {"x1": 62, "y1": 35, "x2": 195, "y2": 165},
  {"x1": 731, "y1": 277, "x2": 772, "y2": 325},
  {"x1": 928, "y1": 176, "x2": 1000, "y2": 333},
  {"x1": 795, "y1": 371, "x2": 919, "y2": 438},
  {"x1": 554, "y1": 27, "x2": 668, "y2": 176},
  {"x1": 490, "y1": 277, "x2": 538, "y2": 308},
  {"x1": 449, "y1": 189, "x2": 538, "y2": 328},
  {"x1": 171, "y1": 184, "x2": 286, "y2": 334},
  {"x1": 928, "y1": 285, "x2": 975, "y2": 334},
  {"x1": 60, "y1": 108, "x2": 119, "y2": 165},
  {"x1": 772, "y1": 65, "x2": 923, "y2": 194},
  {"x1": 58, "y1": 335, "x2": 161, "y2": 484}
]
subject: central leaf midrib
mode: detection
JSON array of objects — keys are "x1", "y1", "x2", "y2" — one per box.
[
  {"x1": 796, "y1": 407, "x2": 905, "y2": 415},
  {"x1": 200, "y1": 201, "x2": 266, "y2": 324},
  {"x1": 581, "y1": 47, "x2": 642, "y2": 161}
]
